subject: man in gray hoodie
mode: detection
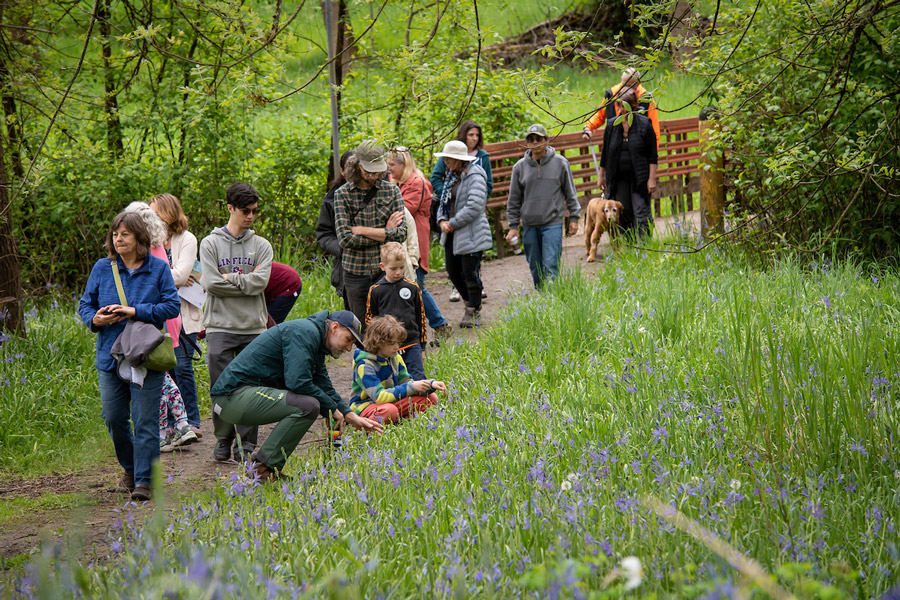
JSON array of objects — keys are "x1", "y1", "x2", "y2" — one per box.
[
  {"x1": 505, "y1": 124, "x2": 580, "y2": 289},
  {"x1": 200, "y1": 182, "x2": 273, "y2": 462}
]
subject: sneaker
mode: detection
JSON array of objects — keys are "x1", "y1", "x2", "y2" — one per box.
[
  {"x1": 191, "y1": 426, "x2": 203, "y2": 439},
  {"x1": 173, "y1": 427, "x2": 198, "y2": 447},
  {"x1": 482, "y1": 290, "x2": 488, "y2": 299},
  {"x1": 459, "y1": 307, "x2": 480, "y2": 329},
  {"x1": 116, "y1": 472, "x2": 135, "y2": 493},
  {"x1": 213, "y1": 439, "x2": 232, "y2": 461},
  {"x1": 160, "y1": 435, "x2": 177, "y2": 453},
  {"x1": 449, "y1": 286, "x2": 461, "y2": 302},
  {"x1": 131, "y1": 485, "x2": 151, "y2": 502}
]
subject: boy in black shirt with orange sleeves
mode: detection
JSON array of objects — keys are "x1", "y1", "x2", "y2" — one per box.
[{"x1": 365, "y1": 242, "x2": 427, "y2": 379}]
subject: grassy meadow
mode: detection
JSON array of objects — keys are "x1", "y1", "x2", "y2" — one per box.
[{"x1": 9, "y1": 241, "x2": 900, "y2": 598}]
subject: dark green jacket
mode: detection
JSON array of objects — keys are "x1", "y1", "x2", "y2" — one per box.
[{"x1": 210, "y1": 310, "x2": 350, "y2": 415}]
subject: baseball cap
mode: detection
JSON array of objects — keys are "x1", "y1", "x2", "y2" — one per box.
[
  {"x1": 329, "y1": 310, "x2": 364, "y2": 347},
  {"x1": 355, "y1": 140, "x2": 388, "y2": 173},
  {"x1": 525, "y1": 124, "x2": 548, "y2": 139}
]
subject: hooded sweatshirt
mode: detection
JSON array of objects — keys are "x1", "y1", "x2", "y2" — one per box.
[
  {"x1": 349, "y1": 349, "x2": 413, "y2": 414},
  {"x1": 506, "y1": 146, "x2": 580, "y2": 229},
  {"x1": 199, "y1": 226, "x2": 273, "y2": 335}
]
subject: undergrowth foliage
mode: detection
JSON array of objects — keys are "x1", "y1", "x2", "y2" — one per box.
[{"x1": 14, "y1": 247, "x2": 900, "y2": 598}]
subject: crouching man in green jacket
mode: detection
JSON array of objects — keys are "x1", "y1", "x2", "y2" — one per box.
[{"x1": 210, "y1": 310, "x2": 384, "y2": 481}]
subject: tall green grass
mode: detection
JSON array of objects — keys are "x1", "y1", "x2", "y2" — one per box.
[{"x1": 17, "y1": 245, "x2": 900, "y2": 598}]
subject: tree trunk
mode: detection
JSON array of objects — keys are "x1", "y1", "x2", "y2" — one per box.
[
  {"x1": 0, "y1": 3, "x2": 24, "y2": 336},
  {"x1": 0, "y1": 146, "x2": 24, "y2": 336},
  {"x1": 99, "y1": 0, "x2": 124, "y2": 157}
]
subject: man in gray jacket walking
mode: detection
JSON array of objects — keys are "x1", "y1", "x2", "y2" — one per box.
[
  {"x1": 200, "y1": 182, "x2": 273, "y2": 463},
  {"x1": 505, "y1": 124, "x2": 580, "y2": 289}
]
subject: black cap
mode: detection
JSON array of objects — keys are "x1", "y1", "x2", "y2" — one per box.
[{"x1": 329, "y1": 310, "x2": 364, "y2": 347}]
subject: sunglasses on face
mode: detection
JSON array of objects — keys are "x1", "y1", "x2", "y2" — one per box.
[
  {"x1": 393, "y1": 146, "x2": 409, "y2": 153},
  {"x1": 238, "y1": 207, "x2": 261, "y2": 216},
  {"x1": 526, "y1": 136, "x2": 547, "y2": 144}
]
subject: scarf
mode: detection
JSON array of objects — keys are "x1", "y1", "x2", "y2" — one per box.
[{"x1": 436, "y1": 169, "x2": 461, "y2": 225}]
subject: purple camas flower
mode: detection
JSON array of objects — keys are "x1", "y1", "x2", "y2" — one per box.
[
  {"x1": 848, "y1": 440, "x2": 868, "y2": 456},
  {"x1": 723, "y1": 491, "x2": 744, "y2": 507},
  {"x1": 651, "y1": 424, "x2": 669, "y2": 444}
]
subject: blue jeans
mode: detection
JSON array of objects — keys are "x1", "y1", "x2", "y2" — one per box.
[
  {"x1": 416, "y1": 267, "x2": 447, "y2": 329},
  {"x1": 523, "y1": 224, "x2": 563, "y2": 289},
  {"x1": 401, "y1": 343, "x2": 426, "y2": 380},
  {"x1": 172, "y1": 330, "x2": 199, "y2": 427},
  {"x1": 98, "y1": 368, "x2": 164, "y2": 487}
]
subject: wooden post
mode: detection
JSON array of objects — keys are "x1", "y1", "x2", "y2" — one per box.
[{"x1": 699, "y1": 107, "x2": 725, "y2": 236}]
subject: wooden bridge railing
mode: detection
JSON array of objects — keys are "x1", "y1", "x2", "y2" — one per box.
[{"x1": 482, "y1": 116, "x2": 701, "y2": 257}]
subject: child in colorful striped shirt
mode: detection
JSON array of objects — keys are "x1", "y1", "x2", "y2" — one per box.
[{"x1": 349, "y1": 315, "x2": 445, "y2": 423}]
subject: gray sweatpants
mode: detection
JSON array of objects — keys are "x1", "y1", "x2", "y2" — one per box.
[{"x1": 206, "y1": 331, "x2": 260, "y2": 453}]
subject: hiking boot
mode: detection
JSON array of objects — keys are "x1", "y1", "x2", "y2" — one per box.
[
  {"x1": 117, "y1": 472, "x2": 135, "y2": 493},
  {"x1": 430, "y1": 324, "x2": 452, "y2": 348},
  {"x1": 250, "y1": 462, "x2": 276, "y2": 483},
  {"x1": 173, "y1": 427, "x2": 198, "y2": 447},
  {"x1": 449, "y1": 286, "x2": 461, "y2": 302},
  {"x1": 433, "y1": 324, "x2": 453, "y2": 338},
  {"x1": 234, "y1": 447, "x2": 254, "y2": 463},
  {"x1": 213, "y1": 439, "x2": 232, "y2": 461},
  {"x1": 131, "y1": 485, "x2": 152, "y2": 502},
  {"x1": 459, "y1": 307, "x2": 480, "y2": 329}
]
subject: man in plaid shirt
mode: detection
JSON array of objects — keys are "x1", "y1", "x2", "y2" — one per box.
[{"x1": 335, "y1": 140, "x2": 408, "y2": 324}]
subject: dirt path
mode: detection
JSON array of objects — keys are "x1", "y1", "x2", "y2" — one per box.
[{"x1": 0, "y1": 212, "x2": 699, "y2": 566}]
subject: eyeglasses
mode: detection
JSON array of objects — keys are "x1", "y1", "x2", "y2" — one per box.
[
  {"x1": 361, "y1": 168, "x2": 382, "y2": 178},
  {"x1": 239, "y1": 207, "x2": 261, "y2": 216}
]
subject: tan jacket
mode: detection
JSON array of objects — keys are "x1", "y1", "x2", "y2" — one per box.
[{"x1": 169, "y1": 230, "x2": 203, "y2": 334}]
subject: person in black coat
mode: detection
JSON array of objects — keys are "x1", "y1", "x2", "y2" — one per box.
[
  {"x1": 598, "y1": 90, "x2": 658, "y2": 240},
  {"x1": 315, "y1": 150, "x2": 355, "y2": 310}
]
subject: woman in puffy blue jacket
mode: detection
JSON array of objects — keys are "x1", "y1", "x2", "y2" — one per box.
[{"x1": 78, "y1": 211, "x2": 180, "y2": 502}]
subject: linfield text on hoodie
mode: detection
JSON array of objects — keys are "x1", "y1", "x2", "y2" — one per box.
[
  {"x1": 199, "y1": 226, "x2": 273, "y2": 335},
  {"x1": 506, "y1": 146, "x2": 580, "y2": 229}
]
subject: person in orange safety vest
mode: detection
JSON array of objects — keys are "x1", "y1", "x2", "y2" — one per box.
[{"x1": 582, "y1": 68, "x2": 660, "y2": 150}]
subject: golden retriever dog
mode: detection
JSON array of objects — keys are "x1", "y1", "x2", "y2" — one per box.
[{"x1": 583, "y1": 198, "x2": 624, "y2": 262}]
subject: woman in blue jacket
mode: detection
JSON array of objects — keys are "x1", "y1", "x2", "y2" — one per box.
[{"x1": 78, "y1": 211, "x2": 180, "y2": 502}]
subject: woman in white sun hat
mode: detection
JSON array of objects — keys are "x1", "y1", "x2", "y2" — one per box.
[{"x1": 433, "y1": 140, "x2": 492, "y2": 329}]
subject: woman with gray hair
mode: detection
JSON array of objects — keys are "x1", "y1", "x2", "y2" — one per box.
[{"x1": 148, "y1": 194, "x2": 202, "y2": 437}]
